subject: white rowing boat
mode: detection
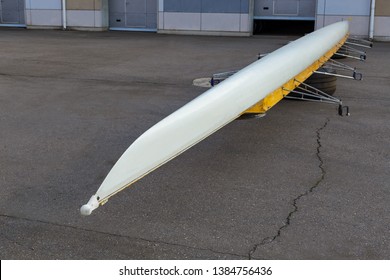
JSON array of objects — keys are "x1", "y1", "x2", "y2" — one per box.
[{"x1": 81, "y1": 21, "x2": 349, "y2": 215}]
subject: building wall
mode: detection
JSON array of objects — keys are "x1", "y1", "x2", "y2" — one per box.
[
  {"x1": 25, "y1": 0, "x2": 62, "y2": 28},
  {"x1": 376, "y1": 0, "x2": 390, "y2": 16},
  {"x1": 66, "y1": 0, "x2": 108, "y2": 30},
  {"x1": 25, "y1": 0, "x2": 108, "y2": 30},
  {"x1": 315, "y1": 0, "x2": 390, "y2": 40},
  {"x1": 315, "y1": 0, "x2": 371, "y2": 36},
  {"x1": 158, "y1": 0, "x2": 254, "y2": 36},
  {"x1": 374, "y1": 0, "x2": 390, "y2": 40},
  {"x1": 8, "y1": 1, "x2": 390, "y2": 40}
]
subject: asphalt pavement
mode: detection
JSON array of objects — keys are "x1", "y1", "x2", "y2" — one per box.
[{"x1": 0, "y1": 28, "x2": 389, "y2": 259}]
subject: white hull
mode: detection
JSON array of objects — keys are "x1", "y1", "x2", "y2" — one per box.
[{"x1": 81, "y1": 21, "x2": 349, "y2": 215}]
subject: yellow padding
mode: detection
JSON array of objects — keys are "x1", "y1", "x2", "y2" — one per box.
[{"x1": 242, "y1": 34, "x2": 349, "y2": 115}]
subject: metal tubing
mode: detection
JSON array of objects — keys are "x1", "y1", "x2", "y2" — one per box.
[
  {"x1": 326, "y1": 59, "x2": 356, "y2": 71},
  {"x1": 369, "y1": 0, "x2": 376, "y2": 40},
  {"x1": 62, "y1": 0, "x2": 67, "y2": 30},
  {"x1": 285, "y1": 95, "x2": 340, "y2": 105},
  {"x1": 332, "y1": 52, "x2": 366, "y2": 61},
  {"x1": 287, "y1": 91, "x2": 339, "y2": 103},
  {"x1": 345, "y1": 41, "x2": 372, "y2": 49},
  {"x1": 313, "y1": 71, "x2": 356, "y2": 80},
  {"x1": 342, "y1": 45, "x2": 367, "y2": 56},
  {"x1": 348, "y1": 37, "x2": 373, "y2": 46}
]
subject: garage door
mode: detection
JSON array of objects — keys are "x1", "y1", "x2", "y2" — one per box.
[
  {"x1": 0, "y1": 0, "x2": 25, "y2": 25},
  {"x1": 109, "y1": 0, "x2": 157, "y2": 31},
  {"x1": 254, "y1": 0, "x2": 316, "y2": 20}
]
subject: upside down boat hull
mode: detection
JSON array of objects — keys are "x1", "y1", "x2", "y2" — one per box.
[{"x1": 81, "y1": 21, "x2": 349, "y2": 215}]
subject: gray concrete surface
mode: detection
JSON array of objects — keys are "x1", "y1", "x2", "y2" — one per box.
[{"x1": 0, "y1": 28, "x2": 389, "y2": 260}]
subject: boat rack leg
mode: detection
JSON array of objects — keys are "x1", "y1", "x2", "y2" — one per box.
[
  {"x1": 346, "y1": 37, "x2": 373, "y2": 48},
  {"x1": 317, "y1": 58, "x2": 363, "y2": 80},
  {"x1": 284, "y1": 79, "x2": 350, "y2": 116},
  {"x1": 334, "y1": 36, "x2": 373, "y2": 60},
  {"x1": 314, "y1": 69, "x2": 362, "y2": 80},
  {"x1": 338, "y1": 104, "x2": 350, "y2": 116},
  {"x1": 338, "y1": 44, "x2": 367, "y2": 61},
  {"x1": 333, "y1": 51, "x2": 366, "y2": 61}
]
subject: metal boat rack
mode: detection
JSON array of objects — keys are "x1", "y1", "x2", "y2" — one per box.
[
  {"x1": 284, "y1": 36, "x2": 372, "y2": 115},
  {"x1": 199, "y1": 37, "x2": 372, "y2": 117},
  {"x1": 345, "y1": 36, "x2": 373, "y2": 48},
  {"x1": 333, "y1": 38, "x2": 372, "y2": 61},
  {"x1": 209, "y1": 68, "x2": 351, "y2": 116}
]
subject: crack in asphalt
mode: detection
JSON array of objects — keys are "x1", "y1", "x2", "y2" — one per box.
[
  {"x1": 248, "y1": 118, "x2": 330, "y2": 259},
  {"x1": 1, "y1": 118, "x2": 330, "y2": 259},
  {"x1": 0, "y1": 214, "x2": 247, "y2": 259}
]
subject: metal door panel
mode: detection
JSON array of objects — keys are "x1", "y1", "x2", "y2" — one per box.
[
  {"x1": 146, "y1": 0, "x2": 156, "y2": 29},
  {"x1": 126, "y1": 13, "x2": 146, "y2": 27},
  {"x1": 18, "y1": 8, "x2": 25, "y2": 24},
  {"x1": 1, "y1": 0, "x2": 18, "y2": 10},
  {"x1": 125, "y1": 0, "x2": 146, "y2": 28},
  {"x1": 109, "y1": 0, "x2": 126, "y2": 13},
  {"x1": 1, "y1": 0, "x2": 21, "y2": 24},
  {"x1": 110, "y1": 0, "x2": 156, "y2": 30},
  {"x1": 146, "y1": 0, "x2": 157, "y2": 12},
  {"x1": 274, "y1": 0, "x2": 299, "y2": 15},
  {"x1": 298, "y1": 0, "x2": 316, "y2": 17},
  {"x1": 126, "y1": 0, "x2": 146, "y2": 13},
  {"x1": 109, "y1": 13, "x2": 126, "y2": 27},
  {"x1": 255, "y1": 0, "x2": 274, "y2": 17},
  {"x1": 254, "y1": 0, "x2": 315, "y2": 20},
  {"x1": 146, "y1": 13, "x2": 157, "y2": 29}
]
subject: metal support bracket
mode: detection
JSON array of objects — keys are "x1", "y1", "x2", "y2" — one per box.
[
  {"x1": 346, "y1": 37, "x2": 373, "y2": 49},
  {"x1": 333, "y1": 36, "x2": 372, "y2": 60},
  {"x1": 317, "y1": 58, "x2": 363, "y2": 80},
  {"x1": 339, "y1": 44, "x2": 367, "y2": 61},
  {"x1": 284, "y1": 79, "x2": 350, "y2": 116},
  {"x1": 333, "y1": 50, "x2": 366, "y2": 61}
]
